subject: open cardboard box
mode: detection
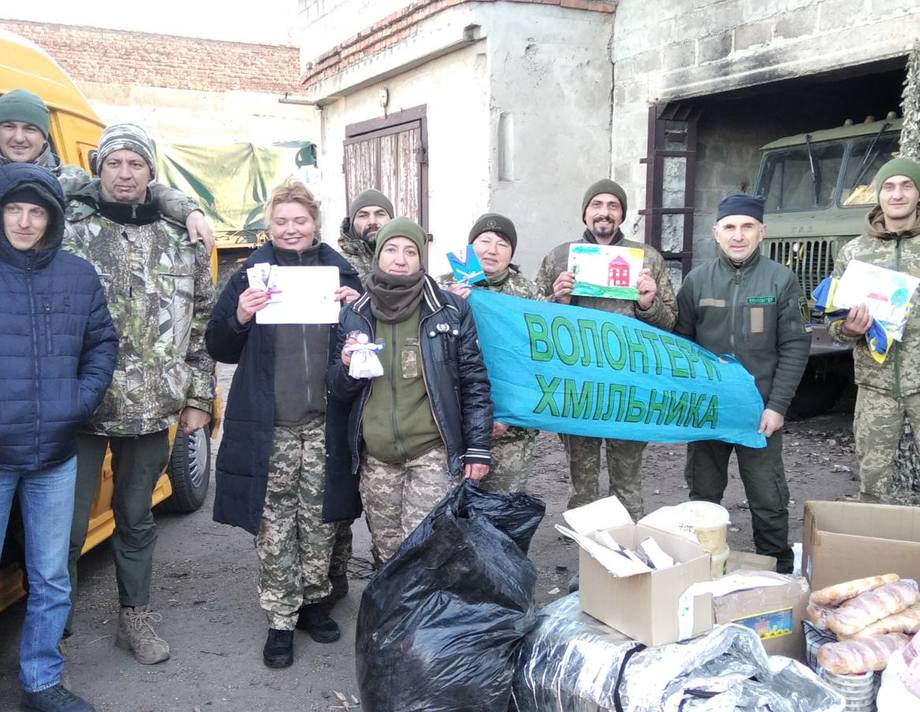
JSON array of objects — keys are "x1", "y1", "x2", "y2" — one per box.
[
  {"x1": 559, "y1": 496, "x2": 712, "y2": 646},
  {"x1": 803, "y1": 500, "x2": 920, "y2": 590}
]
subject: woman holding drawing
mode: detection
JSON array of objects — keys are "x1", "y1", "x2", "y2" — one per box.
[
  {"x1": 205, "y1": 180, "x2": 360, "y2": 669},
  {"x1": 438, "y1": 213, "x2": 541, "y2": 494}
]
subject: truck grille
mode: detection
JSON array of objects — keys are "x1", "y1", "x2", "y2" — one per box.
[{"x1": 764, "y1": 238, "x2": 836, "y2": 299}]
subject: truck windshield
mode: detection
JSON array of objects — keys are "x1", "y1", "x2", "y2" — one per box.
[
  {"x1": 840, "y1": 132, "x2": 901, "y2": 206},
  {"x1": 760, "y1": 142, "x2": 844, "y2": 212}
]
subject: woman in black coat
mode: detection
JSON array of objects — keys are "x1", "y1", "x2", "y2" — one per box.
[{"x1": 205, "y1": 181, "x2": 360, "y2": 669}]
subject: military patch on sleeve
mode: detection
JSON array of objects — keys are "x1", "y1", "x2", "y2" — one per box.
[
  {"x1": 747, "y1": 296, "x2": 776, "y2": 304},
  {"x1": 799, "y1": 296, "x2": 813, "y2": 333}
]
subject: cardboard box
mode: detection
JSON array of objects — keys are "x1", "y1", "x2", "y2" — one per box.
[
  {"x1": 710, "y1": 573, "x2": 810, "y2": 661},
  {"x1": 560, "y1": 497, "x2": 712, "y2": 646},
  {"x1": 725, "y1": 550, "x2": 776, "y2": 574},
  {"x1": 803, "y1": 500, "x2": 920, "y2": 590}
]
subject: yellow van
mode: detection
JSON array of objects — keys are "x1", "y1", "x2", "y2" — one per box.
[{"x1": 0, "y1": 29, "x2": 222, "y2": 611}]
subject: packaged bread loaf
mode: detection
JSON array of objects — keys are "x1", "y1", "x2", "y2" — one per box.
[
  {"x1": 810, "y1": 573, "x2": 899, "y2": 607},
  {"x1": 850, "y1": 602, "x2": 920, "y2": 638},
  {"x1": 827, "y1": 581, "x2": 919, "y2": 637},
  {"x1": 806, "y1": 601, "x2": 834, "y2": 631},
  {"x1": 817, "y1": 633, "x2": 909, "y2": 674}
]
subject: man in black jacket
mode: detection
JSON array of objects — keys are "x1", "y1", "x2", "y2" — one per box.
[
  {"x1": 329, "y1": 217, "x2": 492, "y2": 563},
  {"x1": 675, "y1": 193, "x2": 811, "y2": 573},
  {"x1": 0, "y1": 162, "x2": 117, "y2": 712}
]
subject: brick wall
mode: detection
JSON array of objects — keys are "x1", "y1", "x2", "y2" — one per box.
[{"x1": 1, "y1": 19, "x2": 302, "y2": 94}]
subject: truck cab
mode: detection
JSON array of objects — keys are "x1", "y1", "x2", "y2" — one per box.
[{"x1": 754, "y1": 114, "x2": 903, "y2": 354}]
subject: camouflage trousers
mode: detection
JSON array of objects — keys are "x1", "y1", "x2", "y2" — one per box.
[
  {"x1": 477, "y1": 434, "x2": 533, "y2": 495},
  {"x1": 360, "y1": 446, "x2": 452, "y2": 564},
  {"x1": 854, "y1": 388, "x2": 920, "y2": 504},
  {"x1": 256, "y1": 417, "x2": 335, "y2": 630},
  {"x1": 563, "y1": 435, "x2": 646, "y2": 519}
]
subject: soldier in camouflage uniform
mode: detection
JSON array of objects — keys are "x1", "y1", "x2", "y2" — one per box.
[
  {"x1": 63, "y1": 124, "x2": 216, "y2": 666},
  {"x1": 0, "y1": 88, "x2": 215, "y2": 251},
  {"x1": 440, "y1": 213, "x2": 539, "y2": 494},
  {"x1": 337, "y1": 188, "x2": 394, "y2": 283},
  {"x1": 534, "y1": 179, "x2": 677, "y2": 520},
  {"x1": 329, "y1": 190, "x2": 393, "y2": 589},
  {"x1": 207, "y1": 180, "x2": 361, "y2": 669},
  {"x1": 828, "y1": 157, "x2": 920, "y2": 504}
]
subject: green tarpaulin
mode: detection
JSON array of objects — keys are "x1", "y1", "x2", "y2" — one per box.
[{"x1": 156, "y1": 140, "x2": 317, "y2": 243}]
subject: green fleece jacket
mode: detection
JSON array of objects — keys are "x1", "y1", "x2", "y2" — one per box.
[{"x1": 675, "y1": 251, "x2": 812, "y2": 416}]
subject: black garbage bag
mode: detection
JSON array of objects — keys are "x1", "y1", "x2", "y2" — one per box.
[{"x1": 356, "y1": 480, "x2": 546, "y2": 712}]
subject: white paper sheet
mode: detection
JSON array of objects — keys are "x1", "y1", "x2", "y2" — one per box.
[
  {"x1": 249, "y1": 265, "x2": 342, "y2": 324},
  {"x1": 834, "y1": 260, "x2": 920, "y2": 340}
]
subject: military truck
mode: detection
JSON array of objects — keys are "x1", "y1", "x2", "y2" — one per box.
[{"x1": 755, "y1": 113, "x2": 903, "y2": 349}]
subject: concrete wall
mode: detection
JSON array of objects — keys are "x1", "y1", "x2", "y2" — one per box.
[
  {"x1": 611, "y1": 0, "x2": 920, "y2": 264},
  {"x1": 297, "y1": 1, "x2": 614, "y2": 277}
]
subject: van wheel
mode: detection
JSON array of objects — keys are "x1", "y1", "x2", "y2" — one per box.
[{"x1": 161, "y1": 426, "x2": 211, "y2": 513}]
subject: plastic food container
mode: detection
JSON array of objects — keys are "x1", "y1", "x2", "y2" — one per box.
[
  {"x1": 710, "y1": 546, "x2": 730, "y2": 578},
  {"x1": 675, "y1": 501, "x2": 731, "y2": 553},
  {"x1": 818, "y1": 667, "x2": 879, "y2": 711}
]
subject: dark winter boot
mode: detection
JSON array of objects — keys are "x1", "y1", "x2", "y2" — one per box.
[
  {"x1": 263, "y1": 628, "x2": 294, "y2": 668},
  {"x1": 295, "y1": 603, "x2": 341, "y2": 643}
]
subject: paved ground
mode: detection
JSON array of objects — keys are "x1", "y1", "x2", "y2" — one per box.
[{"x1": 0, "y1": 363, "x2": 861, "y2": 711}]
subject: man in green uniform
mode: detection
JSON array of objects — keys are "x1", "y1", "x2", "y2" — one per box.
[
  {"x1": 675, "y1": 193, "x2": 811, "y2": 573},
  {"x1": 827, "y1": 157, "x2": 920, "y2": 504}
]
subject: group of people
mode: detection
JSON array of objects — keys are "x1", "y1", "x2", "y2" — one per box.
[{"x1": 2, "y1": 81, "x2": 920, "y2": 712}]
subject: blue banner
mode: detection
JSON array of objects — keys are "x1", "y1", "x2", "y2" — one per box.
[{"x1": 467, "y1": 290, "x2": 766, "y2": 448}]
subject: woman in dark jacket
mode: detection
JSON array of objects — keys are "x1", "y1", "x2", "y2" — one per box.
[
  {"x1": 205, "y1": 180, "x2": 360, "y2": 670},
  {"x1": 0, "y1": 162, "x2": 117, "y2": 712},
  {"x1": 328, "y1": 217, "x2": 492, "y2": 565}
]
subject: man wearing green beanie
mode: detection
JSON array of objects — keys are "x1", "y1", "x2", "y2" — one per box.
[
  {"x1": 827, "y1": 156, "x2": 920, "y2": 504},
  {"x1": 0, "y1": 89, "x2": 216, "y2": 251},
  {"x1": 328, "y1": 217, "x2": 493, "y2": 564},
  {"x1": 338, "y1": 188, "x2": 395, "y2": 283},
  {"x1": 534, "y1": 179, "x2": 678, "y2": 521}
]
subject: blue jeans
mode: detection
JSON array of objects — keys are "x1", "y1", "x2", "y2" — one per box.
[{"x1": 0, "y1": 456, "x2": 77, "y2": 692}]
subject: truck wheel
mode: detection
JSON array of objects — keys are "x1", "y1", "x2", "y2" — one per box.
[{"x1": 161, "y1": 426, "x2": 211, "y2": 513}]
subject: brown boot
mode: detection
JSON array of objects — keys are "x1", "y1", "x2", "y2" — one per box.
[{"x1": 116, "y1": 606, "x2": 170, "y2": 664}]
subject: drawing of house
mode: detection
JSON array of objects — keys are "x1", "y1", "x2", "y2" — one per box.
[{"x1": 608, "y1": 255, "x2": 630, "y2": 287}]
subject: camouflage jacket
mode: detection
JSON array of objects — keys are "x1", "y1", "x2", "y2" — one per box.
[
  {"x1": 829, "y1": 207, "x2": 920, "y2": 397},
  {"x1": 338, "y1": 224, "x2": 374, "y2": 284},
  {"x1": 534, "y1": 230, "x2": 678, "y2": 331},
  {"x1": 438, "y1": 266, "x2": 540, "y2": 444},
  {"x1": 63, "y1": 181, "x2": 216, "y2": 435}
]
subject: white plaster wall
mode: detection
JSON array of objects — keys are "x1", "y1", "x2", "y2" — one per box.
[
  {"x1": 310, "y1": 43, "x2": 491, "y2": 276},
  {"x1": 79, "y1": 83, "x2": 320, "y2": 146},
  {"x1": 611, "y1": 0, "x2": 920, "y2": 241},
  {"x1": 485, "y1": 5, "x2": 613, "y2": 276}
]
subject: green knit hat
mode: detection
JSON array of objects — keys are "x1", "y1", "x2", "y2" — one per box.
[
  {"x1": 374, "y1": 217, "x2": 428, "y2": 265},
  {"x1": 0, "y1": 89, "x2": 50, "y2": 139},
  {"x1": 581, "y1": 179, "x2": 628, "y2": 222},
  {"x1": 874, "y1": 157, "x2": 920, "y2": 202},
  {"x1": 468, "y1": 212, "x2": 517, "y2": 255},
  {"x1": 350, "y1": 189, "x2": 394, "y2": 223}
]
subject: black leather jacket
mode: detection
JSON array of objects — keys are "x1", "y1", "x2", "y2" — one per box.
[{"x1": 328, "y1": 276, "x2": 492, "y2": 476}]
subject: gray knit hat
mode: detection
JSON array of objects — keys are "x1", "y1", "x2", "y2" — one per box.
[
  {"x1": 581, "y1": 179, "x2": 628, "y2": 222},
  {"x1": 95, "y1": 123, "x2": 156, "y2": 179},
  {"x1": 0, "y1": 89, "x2": 50, "y2": 139},
  {"x1": 350, "y1": 189, "x2": 394, "y2": 223}
]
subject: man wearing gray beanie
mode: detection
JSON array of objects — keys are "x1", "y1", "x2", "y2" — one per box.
[
  {"x1": 534, "y1": 179, "x2": 677, "y2": 522},
  {"x1": 827, "y1": 157, "x2": 920, "y2": 505},
  {"x1": 0, "y1": 88, "x2": 215, "y2": 251},
  {"x1": 338, "y1": 188, "x2": 395, "y2": 283},
  {"x1": 63, "y1": 122, "x2": 216, "y2": 667}
]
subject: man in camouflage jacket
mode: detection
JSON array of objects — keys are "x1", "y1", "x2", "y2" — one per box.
[
  {"x1": 828, "y1": 157, "x2": 920, "y2": 504},
  {"x1": 535, "y1": 179, "x2": 678, "y2": 520},
  {"x1": 63, "y1": 124, "x2": 215, "y2": 665},
  {"x1": 337, "y1": 188, "x2": 394, "y2": 283}
]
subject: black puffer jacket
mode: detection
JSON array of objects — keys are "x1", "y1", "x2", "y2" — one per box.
[{"x1": 328, "y1": 276, "x2": 492, "y2": 477}]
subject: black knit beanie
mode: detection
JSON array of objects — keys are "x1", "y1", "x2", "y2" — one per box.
[{"x1": 468, "y1": 212, "x2": 517, "y2": 255}]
